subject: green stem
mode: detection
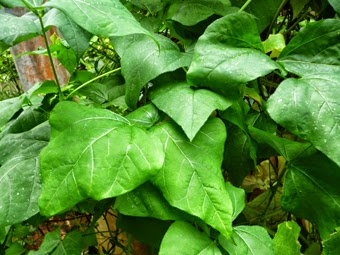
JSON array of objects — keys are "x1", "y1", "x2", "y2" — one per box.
[
  {"x1": 65, "y1": 67, "x2": 121, "y2": 99},
  {"x1": 284, "y1": 8, "x2": 311, "y2": 36},
  {"x1": 266, "y1": 0, "x2": 289, "y2": 38},
  {"x1": 238, "y1": 0, "x2": 252, "y2": 12},
  {"x1": 37, "y1": 12, "x2": 63, "y2": 101}
]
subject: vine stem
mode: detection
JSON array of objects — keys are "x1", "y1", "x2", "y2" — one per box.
[
  {"x1": 238, "y1": 0, "x2": 252, "y2": 12},
  {"x1": 37, "y1": 11, "x2": 64, "y2": 101},
  {"x1": 65, "y1": 67, "x2": 121, "y2": 99}
]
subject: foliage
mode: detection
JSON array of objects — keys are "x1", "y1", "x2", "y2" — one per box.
[{"x1": 0, "y1": 0, "x2": 339, "y2": 254}]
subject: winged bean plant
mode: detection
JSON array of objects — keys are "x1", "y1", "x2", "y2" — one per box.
[{"x1": 0, "y1": 0, "x2": 339, "y2": 254}]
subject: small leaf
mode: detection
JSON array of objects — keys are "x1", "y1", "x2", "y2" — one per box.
[
  {"x1": 159, "y1": 221, "x2": 222, "y2": 255},
  {"x1": 278, "y1": 19, "x2": 340, "y2": 76},
  {"x1": 273, "y1": 221, "x2": 301, "y2": 255},
  {"x1": 112, "y1": 34, "x2": 191, "y2": 109},
  {"x1": 150, "y1": 81, "x2": 232, "y2": 141},
  {"x1": 282, "y1": 152, "x2": 340, "y2": 239},
  {"x1": 0, "y1": 96, "x2": 24, "y2": 129},
  {"x1": 0, "y1": 123, "x2": 50, "y2": 227},
  {"x1": 126, "y1": 104, "x2": 160, "y2": 129},
  {"x1": 267, "y1": 73, "x2": 340, "y2": 166},
  {"x1": 151, "y1": 118, "x2": 233, "y2": 240},
  {"x1": 225, "y1": 182, "x2": 245, "y2": 220},
  {"x1": 0, "y1": 13, "x2": 40, "y2": 52},
  {"x1": 187, "y1": 12, "x2": 280, "y2": 101},
  {"x1": 28, "y1": 228, "x2": 60, "y2": 255},
  {"x1": 39, "y1": 101, "x2": 164, "y2": 216},
  {"x1": 44, "y1": 0, "x2": 150, "y2": 38},
  {"x1": 219, "y1": 225, "x2": 275, "y2": 255}
]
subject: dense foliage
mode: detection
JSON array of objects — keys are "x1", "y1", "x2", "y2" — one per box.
[{"x1": 0, "y1": 0, "x2": 339, "y2": 254}]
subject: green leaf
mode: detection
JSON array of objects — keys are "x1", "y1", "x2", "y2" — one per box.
[
  {"x1": 0, "y1": 0, "x2": 26, "y2": 8},
  {"x1": 290, "y1": 0, "x2": 310, "y2": 19},
  {"x1": 282, "y1": 152, "x2": 340, "y2": 239},
  {"x1": 0, "y1": 13, "x2": 40, "y2": 52},
  {"x1": 273, "y1": 221, "x2": 301, "y2": 255},
  {"x1": 129, "y1": 0, "x2": 164, "y2": 13},
  {"x1": 267, "y1": 73, "x2": 340, "y2": 166},
  {"x1": 151, "y1": 118, "x2": 233, "y2": 240},
  {"x1": 44, "y1": 0, "x2": 150, "y2": 38},
  {"x1": 112, "y1": 34, "x2": 191, "y2": 109},
  {"x1": 126, "y1": 103, "x2": 160, "y2": 129},
  {"x1": 169, "y1": 0, "x2": 232, "y2": 26},
  {"x1": 159, "y1": 221, "x2": 222, "y2": 255},
  {"x1": 43, "y1": 8, "x2": 91, "y2": 60},
  {"x1": 323, "y1": 227, "x2": 340, "y2": 255},
  {"x1": 223, "y1": 125, "x2": 255, "y2": 186},
  {"x1": 0, "y1": 96, "x2": 24, "y2": 129},
  {"x1": 225, "y1": 182, "x2": 245, "y2": 220},
  {"x1": 150, "y1": 81, "x2": 232, "y2": 141},
  {"x1": 0, "y1": 122, "x2": 50, "y2": 227},
  {"x1": 114, "y1": 182, "x2": 190, "y2": 220},
  {"x1": 39, "y1": 101, "x2": 164, "y2": 216},
  {"x1": 278, "y1": 19, "x2": 340, "y2": 76},
  {"x1": 328, "y1": 0, "x2": 340, "y2": 14},
  {"x1": 28, "y1": 228, "x2": 60, "y2": 255},
  {"x1": 187, "y1": 12, "x2": 280, "y2": 101},
  {"x1": 248, "y1": 127, "x2": 314, "y2": 162},
  {"x1": 230, "y1": 0, "x2": 282, "y2": 32},
  {"x1": 219, "y1": 225, "x2": 275, "y2": 255}
]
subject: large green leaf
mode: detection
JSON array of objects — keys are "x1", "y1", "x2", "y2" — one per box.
[
  {"x1": 0, "y1": 13, "x2": 40, "y2": 52},
  {"x1": 39, "y1": 101, "x2": 164, "y2": 216},
  {"x1": 219, "y1": 225, "x2": 275, "y2": 255},
  {"x1": 44, "y1": 0, "x2": 150, "y2": 38},
  {"x1": 43, "y1": 8, "x2": 91, "y2": 60},
  {"x1": 323, "y1": 227, "x2": 340, "y2": 255},
  {"x1": 278, "y1": 19, "x2": 340, "y2": 76},
  {"x1": 112, "y1": 34, "x2": 191, "y2": 109},
  {"x1": 225, "y1": 182, "x2": 245, "y2": 220},
  {"x1": 159, "y1": 221, "x2": 222, "y2": 255},
  {"x1": 168, "y1": 0, "x2": 232, "y2": 26},
  {"x1": 267, "y1": 73, "x2": 340, "y2": 166},
  {"x1": 282, "y1": 152, "x2": 340, "y2": 239},
  {"x1": 273, "y1": 221, "x2": 301, "y2": 255},
  {"x1": 0, "y1": 122, "x2": 50, "y2": 227},
  {"x1": 151, "y1": 118, "x2": 233, "y2": 239},
  {"x1": 328, "y1": 0, "x2": 340, "y2": 14},
  {"x1": 230, "y1": 0, "x2": 282, "y2": 31},
  {"x1": 187, "y1": 12, "x2": 280, "y2": 101},
  {"x1": 150, "y1": 81, "x2": 232, "y2": 141},
  {"x1": 248, "y1": 127, "x2": 314, "y2": 162},
  {"x1": 114, "y1": 182, "x2": 190, "y2": 220},
  {"x1": 0, "y1": 0, "x2": 42, "y2": 7}
]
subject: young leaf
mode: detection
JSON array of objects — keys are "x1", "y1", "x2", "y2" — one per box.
[
  {"x1": 126, "y1": 103, "x2": 160, "y2": 129},
  {"x1": 39, "y1": 101, "x2": 165, "y2": 216},
  {"x1": 112, "y1": 34, "x2": 191, "y2": 109},
  {"x1": 43, "y1": 8, "x2": 91, "y2": 60},
  {"x1": 282, "y1": 152, "x2": 340, "y2": 239},
  {"x1": 267, "y1": 73, "x2": 340, "y2": 166},
  {"x1": 159, "y1": 221, "x2": 222, "y2": 255},
  {"x1": 151, "y1": 118, "x2": 233, "y2": 240},
  {"x1": 0, "y1": 122, "x2": 50, "y2": 227},
  {"x1": 43, "y1": 0, "x2": 150, "y2": 38},
  {"x1": 225, "y1": 182, "x2": 245, "y2": 220},
  {"x1": 218, "y1": 225, "x2": 275, "y2": 255},
  {"x1": 273, "y1": 221, "x2": 301, "y2": 255},
  {"x1": 114, "y1": 182, "x2": 191, "y2": 221},
  {"x1": 278, "y1": 19, "x2": 340, "y2": 76},
  {"x1": 0, "y1": 96, "x2": 24, "y2": 128},
  {"x1": 0, "y1": 13, "x2": 40, "y2": 52},
  {"x1": 187, "y1": 12, "x2": 280, "y2": 101},
  {"x1": 150, "y1": 81, "x2": 232, "y2": 141}
]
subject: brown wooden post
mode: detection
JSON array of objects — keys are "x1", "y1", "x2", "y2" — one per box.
[{"x1": 4, "y1": 7, "x2": 70, "y2": 92}]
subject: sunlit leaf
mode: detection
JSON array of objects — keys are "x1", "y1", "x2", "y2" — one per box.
[
  {"x1": 39, "y1": 101, "x2": 164, "y2": 216},
  {"x1": 273, "y1": 221, "x2": 301, "y2": 255},
  {"x1": 151, "y1": 118, "x2": 233, "y2": 239}
]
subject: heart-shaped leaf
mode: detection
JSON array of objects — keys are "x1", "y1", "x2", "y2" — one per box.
[
  {"x1": 39, "y1": 101, "x2": 164, "y2": 216},
  {"x1": 151, "y1": 118, "x2": 233, "y2": 239},
  {"x1": 150, "y1": 81, "x2": 232, "y2": 141},
  {"x1": 160, "y1": 221, "x2": 222, "y2": 255},
  {"x1": 187, "y1": 12, "x2": 280, "y2": 100},
  {"x1": 267, "y1": 73, "x2": 340, "y2": 166}
]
